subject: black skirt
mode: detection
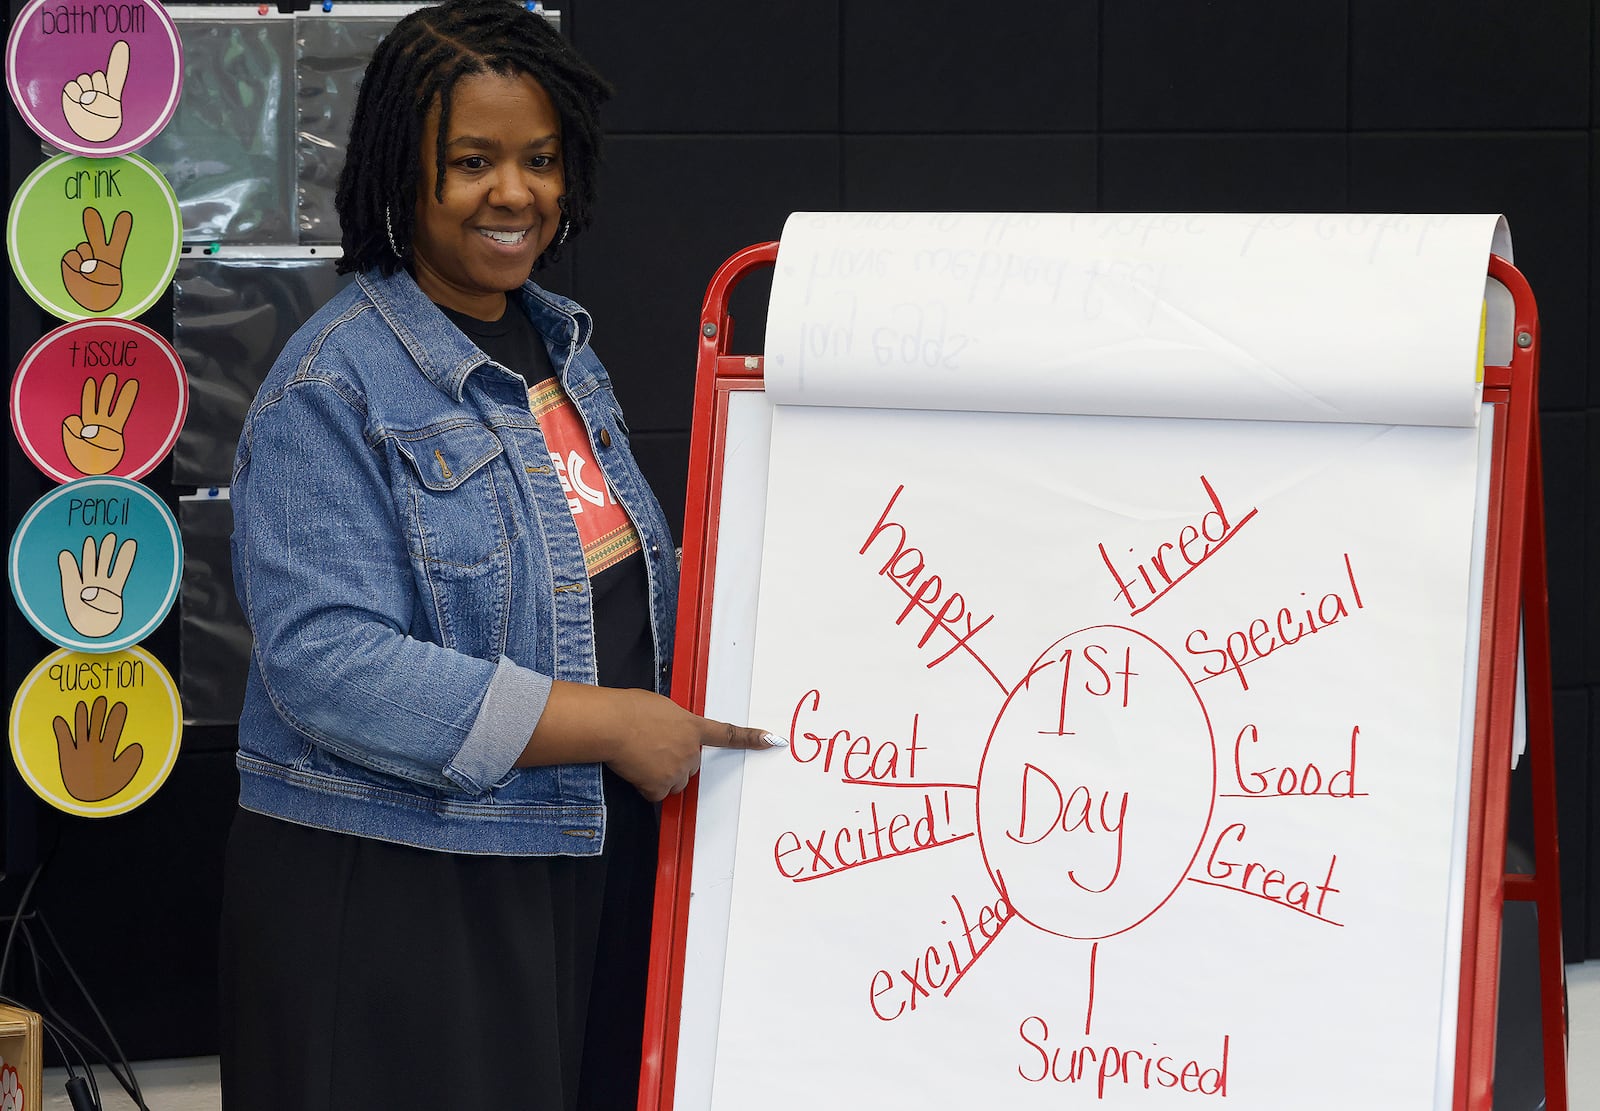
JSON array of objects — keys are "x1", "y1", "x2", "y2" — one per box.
[{"x1": 218, "y1": 769, "x2": 658, "y2": 1111}]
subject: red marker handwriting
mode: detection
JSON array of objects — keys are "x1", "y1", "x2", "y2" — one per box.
[
  {"x1": 1190, "y1": 822, "x2": 1343, "y2": 926},
  {"x1": 1004, "y1": 764, "x2": 1128, "y2": 894},
  {"x1": 860, "y1": 484, "x2": 1004, "y2": 691},
  {"x1": 1099, "y1": 475, "x2": 1256, "y2": 616},
  {"x1": 788, "y1": 688, "x2": 926, "y2": 783},
  {"x1": 773, "y1": 790, "x2": 969, "y2": 882},
  {"x1": 1222, "y1": 723, "x2": 1366, "y2": 799},
  {"x1": 1186, "y1": 553, "x2": 1364, "y2": 691},
  {"x1": 1018, "y1": 1016, "x2": 1231, "y2": 1097},
  {"x1": 869, "y1": 885, "x2": 1013, "y2": 1021}
]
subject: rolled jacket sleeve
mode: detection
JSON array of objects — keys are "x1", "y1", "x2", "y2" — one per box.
[{"x1": 234, "y1": 373, "x2": 548, "y2": 793}]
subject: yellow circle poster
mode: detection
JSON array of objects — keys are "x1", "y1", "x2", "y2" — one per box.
[{"x1": 10, "y1": 645, "x2": 180, "y2": 816}]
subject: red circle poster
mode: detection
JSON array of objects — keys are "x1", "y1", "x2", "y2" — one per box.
[{"x1": 11, "y1": 317, "x2": 188, "y2": 483}]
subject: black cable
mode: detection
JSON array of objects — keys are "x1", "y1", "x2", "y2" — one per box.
[
  {"x1": 0, "y1": 860, "x2": 44, "y2": 994},
  {"x1": 35, "y1": 916, "x2": 147, "y2": 1110},
  {"x1": 1, "y1": 989, "x2": 101, "y2": 1109},
  {"x1": 20, "y1": 923, "x2": 142, "y2": 1110}
]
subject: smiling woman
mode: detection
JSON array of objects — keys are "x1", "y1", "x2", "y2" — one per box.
[
  {"x1": 216, "y1": 3, "x2": 781, "y2": 1109},
  {"x1": 409, "y1": 71, "x2": 567, "y2": 318}
]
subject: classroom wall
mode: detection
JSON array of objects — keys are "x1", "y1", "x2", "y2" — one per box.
[{"x1": 0, "y1": 0, "x2": 1594, "y2": 1062}]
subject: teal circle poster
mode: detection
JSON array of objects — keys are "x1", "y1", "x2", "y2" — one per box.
[{"x1": 9, "y1": 476, "x2": 181, "y2": 652}]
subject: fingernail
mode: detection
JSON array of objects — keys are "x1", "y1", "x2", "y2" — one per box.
[{"x1": 762, "y1": 732, "x2": 789, "y2": 749}]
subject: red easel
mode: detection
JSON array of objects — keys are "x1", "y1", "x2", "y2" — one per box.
[{"x1": 640, "y1": 244, "x2": 1566, "y2": 1111}]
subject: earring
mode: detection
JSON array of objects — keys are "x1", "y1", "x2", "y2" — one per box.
[
  {"x1": 384, "y1": 203, "x2": 404, "y2": 258},
  {"x1": 554, "y1": 194, "x2": 570, "y2": 249}
]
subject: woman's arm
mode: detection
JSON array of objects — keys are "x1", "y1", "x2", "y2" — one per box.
[{"x1": 520, "y1": 681, "x2": 777, "y2": 801}]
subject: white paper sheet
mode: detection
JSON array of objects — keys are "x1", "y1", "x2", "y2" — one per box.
[
  {"x1": 712, "y1": 408, "x2": 1483, "y2": 1110},
  {"x1": 764, "y1": 212, "x2": 1510, "y2": 427},
  {"x1": 694, "y1": 212, "x2": 1505, "y2": 1110}
]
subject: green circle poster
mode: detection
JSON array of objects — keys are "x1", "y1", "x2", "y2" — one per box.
[{"x1": 7, "y1": 152, "x2": 180, "y2": 322}]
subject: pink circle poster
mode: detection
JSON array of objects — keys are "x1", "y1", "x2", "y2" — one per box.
[
  {"x1": 5, "y1": 0, "x2": 183, "y2": 157},
  {"x1": 11, "y1": 318, "x2": 188, "y2": 484}
]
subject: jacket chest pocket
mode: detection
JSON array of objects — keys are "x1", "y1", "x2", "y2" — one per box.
[
  {"x1": 391, "y1": 422, "x2": 515, "y2": 575},
  {"x1": 390, "y1": 422, "x2": 516, "y2": 652}
]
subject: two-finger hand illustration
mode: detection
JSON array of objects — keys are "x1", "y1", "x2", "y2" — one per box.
[
  {"x1": 61, "y1": 207, "x2": 133, "y2": 313},
  {"x1": 61, "y1": 40, "x2": 130, "y2": 143},
  {"x1": 52, "y1": 695, "x2": 143, "y2": 802},
  {"x1": 57, "y1": 532, "x2": 137, "y2": 638},
  {"x1": 62, "y1": 373, "x2": 139, "y2": 475}
]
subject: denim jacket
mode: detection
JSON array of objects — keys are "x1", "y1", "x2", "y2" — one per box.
[{"x1": 230, "y1": 269, "x2": 678, "y2": 855}]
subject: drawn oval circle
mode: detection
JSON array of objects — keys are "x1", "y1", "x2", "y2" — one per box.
[{"x1": 976, "y1": 625, "x2": 1215, "y2": 939}]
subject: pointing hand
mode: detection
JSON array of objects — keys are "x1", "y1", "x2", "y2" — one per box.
[
  {"x1": 61, "y1": 40, "x2": 130, "y2": 143},
  {"x1": 61, "y1": 207, "x2": 133, "y2": 314},
  {"x1": 58, "y1": 532, "x2": 137, "y2": 639},
  {"x1": 63, "y1": 373, "x2": 139, "y2": 475},
  {"x1": 53, "y1": 696, "x2": 142, "y2": 803}
]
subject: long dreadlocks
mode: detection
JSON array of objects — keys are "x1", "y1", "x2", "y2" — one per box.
[{"x1": 335, "y1": 0, "x2": 613, "y2": 276}]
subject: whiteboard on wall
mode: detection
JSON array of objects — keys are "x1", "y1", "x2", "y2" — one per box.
[{"x1": 673, "y1": 213, "x2": 1513, "y2": 1111}]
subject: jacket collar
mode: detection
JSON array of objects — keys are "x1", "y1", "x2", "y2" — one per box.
[{"x1": 356, "y1": 268, "x2": 598, "y2": 401}]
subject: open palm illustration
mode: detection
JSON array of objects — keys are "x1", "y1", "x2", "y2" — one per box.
[
  {"x1": 61, "y1": 207, "x2": 133, "y2": 313},
  {"x1": 62, "y1": 373, "x2": 139, "y2": 475},
  {"x1": 58, "y1": 532, "x2": 137, "y2": 638},
  {"x1": 61, "y1": 40, "x2": 130, "y2": 143},
  {"x1": 52, "y1": 695, "x2": 142, "y2": 803}
]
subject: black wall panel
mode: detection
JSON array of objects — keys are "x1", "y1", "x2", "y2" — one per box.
[
  {"x1": 573, "y1": 2, "x2": 840, "y2": 133},
  {"x1": 1101, "y1": 2, "x2": 1348, "y2": 132},
  {"x1": 11, "y1": 750, "x2": 238, "y2": 1061},
  {"x1": 1349, "y1": 132, "x2": 1591, "y2": 412},
  {"x1": 1555, "y1": 689, "x2": 1591, "y2": 957},
  {"x1": 1588, "y1": 410, "x2": 1600, "y2": 687},
  {"x1": 571, "y1": 135, "x2": 840, "y2": 431},
  {"x1": 841, "y1": 135, "x2": 1096, "y2": 211},
  {"x1": 1543, "y1": 413, "x2": 1589, "y2": 692},
  {"x1": 840, "y1": 2, "x2": 1097, "y2": 133},
  {"x1": 1100, "y1": 134, "x2": 1347, "y2": 211},
  {"x1": 629, "y1": 431, "x2": 691, "y2": 547},
  {"x1": 1351, "y1": 0, "x2": 1590, "y2": 130}
]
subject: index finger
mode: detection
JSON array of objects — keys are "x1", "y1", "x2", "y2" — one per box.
[
  {"x1": 707, "y1": 722, "x2": 788, "y2": 751},
  {"x1": 81, "y1": 207, "x2": 106, "y2": 257},
  {"x1": 105, "y1": 41, "x2": 130, "y2": 99}
]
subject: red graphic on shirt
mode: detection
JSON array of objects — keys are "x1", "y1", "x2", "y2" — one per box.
[{"x1": 529, "y1": 378, "x2": 640, "y2": 575}]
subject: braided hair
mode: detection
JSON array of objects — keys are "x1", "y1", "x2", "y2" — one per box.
[{"x1": 335, "y1": 0, "x2": 613, "y2": 276}]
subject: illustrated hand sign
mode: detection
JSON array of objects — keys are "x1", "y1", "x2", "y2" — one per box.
[
  {"x1": 61, "y1": 207, "x2": 134, "y2": 314},
  {"x1": 58, "y1": 533, "x2": 137, "y2": 639},
  {"x1": 61, "y1": 40, "x2": 131, "y2": 143},
  {"x1": 53, "y1": 696, "x2": 142, "y2": 803},
  {"x1": 62, "y1": 373, "x2": 139, "y2": 475}
]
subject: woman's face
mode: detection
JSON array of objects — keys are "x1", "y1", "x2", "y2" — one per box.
[{"x1": 411, "y1": 70, "x2": 565, "y2": 319}]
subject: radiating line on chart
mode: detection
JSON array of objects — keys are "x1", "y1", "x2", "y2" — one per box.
[
  {"x1": 790, "y1": 832, "x2": 976, "y2": 884},
  {"x1": 942, "y1": 896, "x2": 1015, "y2": 1000},
  {"x1": 1120, "y1": 507, "x2": 1259, "y2": 616},
  {"x1": 1084, "y1": 941, "x2": 1099, "y2": 1036},
  {"x1": 1185, "y1": 876, "x2": 1345, "y2": 927},
  {"x1": 883, "y1": 575, "x2": 1008, "y2": 693}
]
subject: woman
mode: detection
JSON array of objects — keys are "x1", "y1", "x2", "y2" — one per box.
[{"x1": 218, "y1": 2, "x2": 779, "y2": 1106}]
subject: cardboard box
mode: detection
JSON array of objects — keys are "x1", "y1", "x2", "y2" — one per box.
[{"x1": 0, "y1": 1003, "x2": 42, "y2": 1111}]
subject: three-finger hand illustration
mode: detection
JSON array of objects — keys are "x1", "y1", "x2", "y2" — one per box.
[
  {"x1": 52, "y1": 695, "x2": 143, "y2": 803},
  {"x1": 62, "y1": 372, "x2": 139, "y2": 475},
  {"x1": 61, "y1": 207, "x2": 133, "y2": 313},
  {"x1": 57, "y1": 532, "x2": 137, "y2": 638}
]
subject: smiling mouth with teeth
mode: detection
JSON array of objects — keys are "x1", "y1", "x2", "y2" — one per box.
[{"x1": 480, "y1": 229, "x2": 528, "y2": 244}]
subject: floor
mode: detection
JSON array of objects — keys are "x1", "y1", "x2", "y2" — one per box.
[{"x1": 30, "y1": 961, "x2": 1600, "y2": 1108}]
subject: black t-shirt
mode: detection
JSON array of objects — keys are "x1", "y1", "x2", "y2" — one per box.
[{"x1": 439, "y1": 301, "x2": 655, "y2": 693}]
